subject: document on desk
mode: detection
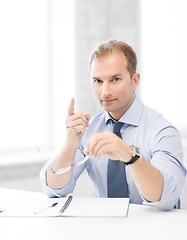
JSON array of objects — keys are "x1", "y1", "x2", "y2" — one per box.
[
  {"x1": 0, "y1": 196, "x2": 129, "y2": 218},
  {"x1": 61, "y1": 197, "x2": 129, "y2": 218}
]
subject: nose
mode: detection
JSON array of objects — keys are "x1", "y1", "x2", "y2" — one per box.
[{"x1": 101, "y1": 82, "x2": 112, "y2": 98}]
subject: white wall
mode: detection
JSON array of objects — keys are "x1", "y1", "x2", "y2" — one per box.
[{"x1": 141, "y1": 0, "x2": 187, "y2": 139}]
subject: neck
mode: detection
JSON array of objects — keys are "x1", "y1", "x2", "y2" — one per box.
[{"x1": 109, "y1": 95, "x2": 135, "y2": 121}]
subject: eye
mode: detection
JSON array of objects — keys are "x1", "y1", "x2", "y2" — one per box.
[
  {"x1": 113, "y1": 77, "x2": 120, "y2": 82},
  {"x1": 94, "y1": 79, "x2": 103, "y2": 84}
]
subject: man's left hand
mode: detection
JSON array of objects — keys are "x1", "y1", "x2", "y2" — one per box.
[{"x1": 84, "y1": 132, "x2": 132, "y2": 162}]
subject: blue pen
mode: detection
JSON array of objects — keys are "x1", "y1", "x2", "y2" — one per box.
[{"x1": 34, "y1": 202, "x2": 58, "y2": 215}]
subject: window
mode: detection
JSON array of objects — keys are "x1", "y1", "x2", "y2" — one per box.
[
  {"x1": 141, "y1": 0, "x2": 187, "y2": 143},
  {"x1": 0, "y1": 0, "x2": 75, "y2": 162}
]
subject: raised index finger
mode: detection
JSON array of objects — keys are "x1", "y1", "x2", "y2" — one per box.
[{"x1": 67, "y1": 97, "x2": 75, "y2": 117}]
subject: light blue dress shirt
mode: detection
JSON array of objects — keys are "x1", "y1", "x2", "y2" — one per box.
[{"x1": 40, "y1": 97, "x2": 186, "y2": 210}]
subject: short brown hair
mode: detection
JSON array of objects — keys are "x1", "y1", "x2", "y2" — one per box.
[{"x1": 90, "y1": 40, "x2": 137, "y2": 78}]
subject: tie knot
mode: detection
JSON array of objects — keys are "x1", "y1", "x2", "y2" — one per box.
[{"x1": 113, "y1": 122, "x2": 124, "y2": 136}]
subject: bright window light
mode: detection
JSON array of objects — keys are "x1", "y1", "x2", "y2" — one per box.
[
  {"x1": 141, "y1": 0, "x2": 187, "y2": 140},
  {"x1": 0, "y1": 0, "x2": 75, "y2": 158}
]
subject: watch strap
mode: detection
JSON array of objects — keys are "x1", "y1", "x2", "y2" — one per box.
[
  {"x1": 124, "y1": 154, "x2": 140, "y2": 165},
  {"x1": 123, "y1": 145, "x2": 141, "y2": 165}
]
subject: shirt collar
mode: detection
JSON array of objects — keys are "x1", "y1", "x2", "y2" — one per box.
[{"x1": 104, "y1": 96, "x2": 144, "y2": 127}]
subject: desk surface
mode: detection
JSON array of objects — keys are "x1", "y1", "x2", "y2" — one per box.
[{"x1": 0, "y1": 188, "x2": 187, "y2": 240}]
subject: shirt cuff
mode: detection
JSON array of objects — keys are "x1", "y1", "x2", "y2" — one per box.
[{"x1": 40, "y1": 163, "x2": 75, "y2": 198}]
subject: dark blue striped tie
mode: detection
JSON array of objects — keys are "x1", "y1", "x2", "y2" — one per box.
[{"x1": 107, "y1": 122, "x2": 129, "y2": 198}]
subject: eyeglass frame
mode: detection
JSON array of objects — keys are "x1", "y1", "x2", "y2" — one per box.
[{"x1": 48, "y1": 155, "x2": 89, "y2": 175}]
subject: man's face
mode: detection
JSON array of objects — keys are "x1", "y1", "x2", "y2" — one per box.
[{"x1": 91, "y1": 51, "x2": 139, "y2": 120}]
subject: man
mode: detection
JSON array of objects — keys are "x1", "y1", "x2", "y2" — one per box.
[{"x1": 40, "y1": 40, "x2": 186, "y2": 210}]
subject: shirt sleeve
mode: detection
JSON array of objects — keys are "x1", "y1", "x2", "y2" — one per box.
[
  {"x1": 142, "y1": 125, "x2": 186, "y2": 210},
  {"x1": 40, "y1": 145, "x2": 86, "y2": 198}
]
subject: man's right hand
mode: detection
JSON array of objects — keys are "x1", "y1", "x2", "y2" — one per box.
[
  {"x1": 46, "y1": 97, "x2": 90, "y2": 189},
  {"x1": 65, "y1": 97, "x2": 90, "y2": 148}
]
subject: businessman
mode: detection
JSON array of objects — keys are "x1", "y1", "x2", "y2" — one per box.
[{"x1": 40, "y1": 40, "x2": 186, "y2": 210}]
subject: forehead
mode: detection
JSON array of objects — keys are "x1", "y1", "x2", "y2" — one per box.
[{"x1": 91, "y1": 52, "x2": 128, "y2": 77}]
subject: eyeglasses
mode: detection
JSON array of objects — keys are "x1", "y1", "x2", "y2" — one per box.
[
  {"x1": 48, "y1": 155, "x2": 89, "y2": 174},
  {"x1": 36, "y1": 146, "x2": 89, "y2": 175},
  {"x1": 48, "y1": 155, "x2": 89, "y2": 175}
]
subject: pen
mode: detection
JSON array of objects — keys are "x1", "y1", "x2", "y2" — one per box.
[
  {"x1": 58, "y1": 195, "x2": 73, "y2": 215},
  {"x1": 34, "y1": 202, "x2": 58, "y2": 215}
]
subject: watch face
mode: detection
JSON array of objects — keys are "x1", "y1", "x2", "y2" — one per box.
[
  {"x1": 124, "y1": 145, "x2": 141, "y2": 165},
  {"x1": 132, "y1": 145, "x2": 141, "y2": 158},
  {"x1": 135, "y1": 147, "x2": 141, "y2": 158}
]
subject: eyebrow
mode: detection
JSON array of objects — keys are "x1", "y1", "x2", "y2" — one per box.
[
  {"x1": 111, "y1": 74, "x2": 123, "y2": 78},
  {"x1": 92, "y1": 74, "x2": 123, "y2": 80}
]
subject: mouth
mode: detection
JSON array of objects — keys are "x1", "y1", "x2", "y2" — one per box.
[{"x1": 101, "y1": 99, "x2": 117, "y2": 104}]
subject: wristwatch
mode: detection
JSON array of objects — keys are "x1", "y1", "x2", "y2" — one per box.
[{"x1": 124, "y1": 145, "x2": 141, "y2": 165}]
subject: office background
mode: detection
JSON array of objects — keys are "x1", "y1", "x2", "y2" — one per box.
[{"x1": 0, "y1": 0, "x2": 187, "y2": 208}]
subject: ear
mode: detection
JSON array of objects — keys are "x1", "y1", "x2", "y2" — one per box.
[{"x1": 132, "y1": 73, "x2": 140, "y2": 90}]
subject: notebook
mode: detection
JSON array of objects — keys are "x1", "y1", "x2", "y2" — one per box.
[{"x1": 0, "y1": 196, "x2": 129, "y2": 218}]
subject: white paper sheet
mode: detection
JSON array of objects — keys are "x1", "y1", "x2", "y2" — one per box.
[{"x1": 62, "y1": 197, "x2": 129, "y2": 218}]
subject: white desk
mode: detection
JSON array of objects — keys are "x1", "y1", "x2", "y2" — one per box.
[{"x1": 0, "y1": 188, "x2": 187, "y2": 240}]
